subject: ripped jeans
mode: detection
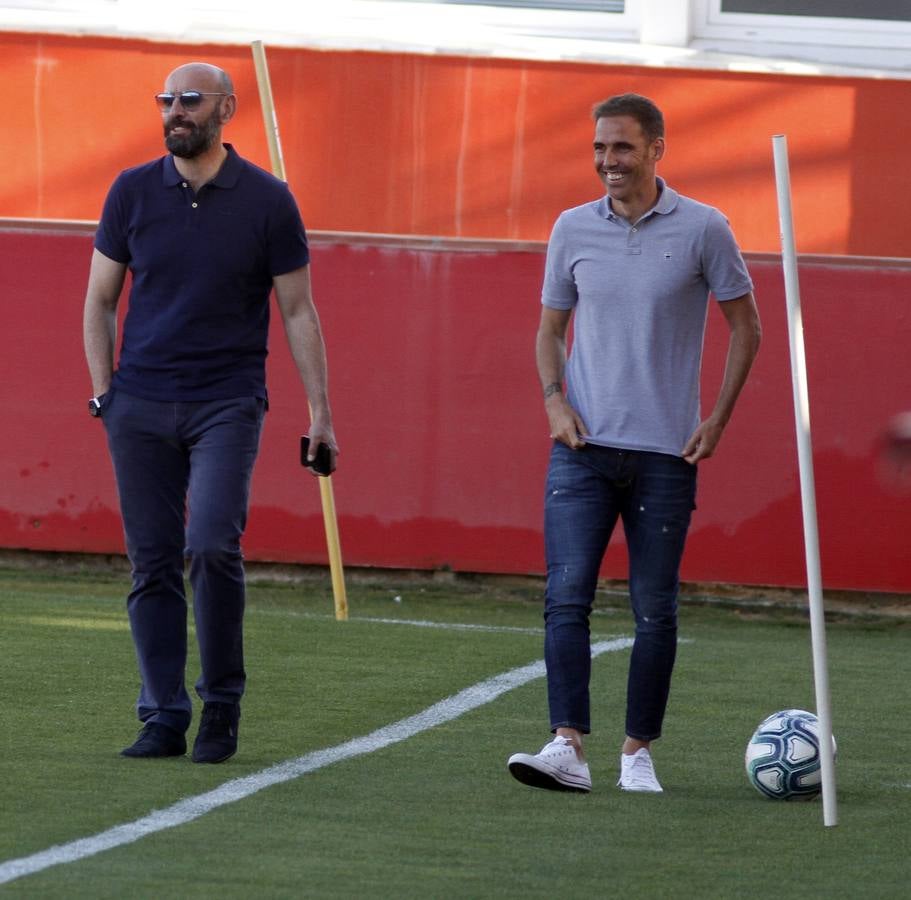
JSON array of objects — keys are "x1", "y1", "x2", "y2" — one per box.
[{"x1": 543, "y1": 441, "x2": 697, "y2": 741}]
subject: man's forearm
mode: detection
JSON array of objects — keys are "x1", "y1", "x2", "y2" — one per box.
[
  {"x1": 83, "y1": 306, "x2": 117, "y2": 396},
  {"x1": 82, "y1": 249, "x2": 127, "y2": 397},
  {"x1": 284, "y1": 308, "x2": 332, "y2": 420},
  {"x1": 707, "y1": 293, "x2": 762, "y2": 425},
  {"x1": 709, "y1": 319, "x2": 761, "y2": 426},
  {"x1": 536, "y1": 333, "x2": 567, "y2": 399}
]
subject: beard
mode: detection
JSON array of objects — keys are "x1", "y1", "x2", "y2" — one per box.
[{"x1": 163, "y1": 107, "x2": 222, "y2": 159}]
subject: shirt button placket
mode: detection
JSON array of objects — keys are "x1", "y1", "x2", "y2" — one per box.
[{"x1": 181, "y1": 182, "x2": 198, "y2": 209}]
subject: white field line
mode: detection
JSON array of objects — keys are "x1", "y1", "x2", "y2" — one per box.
[
  {"x1": 12, "y1": 609, "x2": 626, "y2": 638},
  {"x1": 11, "y1": 610, "x2": 548, "y2": 637},
  {"x1": 252, "y1": 608, "x2": 549, "y2": 636},
  {"x1": 253, "y1": 609, "x2": 689, "y2": 645},
  {"x1": 0, "y1": 637, "x2": 633, "y2": 886}
]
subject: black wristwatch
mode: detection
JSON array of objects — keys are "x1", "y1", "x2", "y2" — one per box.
[{"x1": 88, "y1": 394, "x2": 107, "y2": 417}]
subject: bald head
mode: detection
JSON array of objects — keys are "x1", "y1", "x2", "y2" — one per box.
[{"x1": 165, "y1": 62, "x2": 234, "y2": 95}]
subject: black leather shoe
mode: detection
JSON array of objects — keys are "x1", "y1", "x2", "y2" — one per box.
[
  {"x1": 120, "y1": 722, "x2": 186, "y2": 758},
  {"x1": 192, "y1": 702, "x2": 240, "y2": 764}
]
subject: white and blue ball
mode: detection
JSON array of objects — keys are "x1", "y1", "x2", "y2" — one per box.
[{"x1": 745, "y1": 709, "x2": 835, "y2": 801}]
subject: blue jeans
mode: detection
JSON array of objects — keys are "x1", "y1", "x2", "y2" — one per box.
[
  {"x1": 543, "y1": 442, "x2": 697, "y2": 741},
  {"x1": 102, "y1": 389, "x2": 265, "y2": 733}
]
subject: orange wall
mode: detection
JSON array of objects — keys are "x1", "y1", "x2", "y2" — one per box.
[{"x1": 3, "y1": 31, "x2": 910, "y2": 257}]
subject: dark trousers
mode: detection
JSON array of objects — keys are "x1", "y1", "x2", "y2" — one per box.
[
  {"x1": 543, "y1": 442, "x2": 697, "y2": 740},
  {"x1": 103, "y1": 389, "x2": 265, "y2": 733}
]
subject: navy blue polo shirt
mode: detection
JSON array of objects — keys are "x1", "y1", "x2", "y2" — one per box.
[{"x1": 95, "y1": 143, "x2": 310, "y2": 401}]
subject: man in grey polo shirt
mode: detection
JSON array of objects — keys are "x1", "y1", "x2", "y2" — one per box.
[{"x1": 508, "y1": 93, "x2": 761, "y2": 794}]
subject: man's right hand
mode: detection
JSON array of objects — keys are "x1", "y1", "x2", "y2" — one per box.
[{"x1": 545, "y1": 393, "x2": 587, "y2": 449}]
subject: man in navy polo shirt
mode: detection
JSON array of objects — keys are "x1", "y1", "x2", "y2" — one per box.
[
  {"x1": 508, "y1": 93, "x2": 761, "y2": 794},
  {"x1": 83, "y1": 62, "x2": 337, "y2": 763}
]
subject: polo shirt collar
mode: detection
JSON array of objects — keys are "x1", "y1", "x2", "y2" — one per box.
[
  {"x1": 599, "y1": 176, "x2": 679, "y2": 221},
  {"x1": 162, "y1": 143, "x2": 242, "y2": 188}
]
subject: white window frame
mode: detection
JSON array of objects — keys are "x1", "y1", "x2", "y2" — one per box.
[
  {"x1": 693, "y1": 0, "x2": 911, "y2": 49},
  {"x1": 413, "y1": 1, "x2": 625, "y2": 10},
  {"x1": 3, "y1": 1, "x2": 909, "y2": 75},
  {"x1": 351, "y1": 0, "x2": 641, "y2": 43},
  {"x1": 0, "y1": 0, "x2": 643, "y2": 51}
]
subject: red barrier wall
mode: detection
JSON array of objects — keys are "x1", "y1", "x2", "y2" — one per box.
[
  {"x1": 3, "y1": 31, "x2": 911, "y2": 257},
  {"x1": 2, "y1": 223, "x2": 908, "y2": 592}
]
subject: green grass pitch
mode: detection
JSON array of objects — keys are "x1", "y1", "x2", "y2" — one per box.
[{"x1": 1, "y1": 565, "x2": 909, "y2": 898}]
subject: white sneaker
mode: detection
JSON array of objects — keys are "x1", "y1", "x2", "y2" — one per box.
[
  {"x1": 617, "y1": 748, "x2": 663, "y2": 793},
  {"x1": 508, "y1": 735, "x2": 592, "y2": 793}
]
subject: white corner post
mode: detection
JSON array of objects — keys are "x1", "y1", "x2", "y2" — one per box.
[{"x1": 772, "y1": 134, "x2": 837, "y2": 827}]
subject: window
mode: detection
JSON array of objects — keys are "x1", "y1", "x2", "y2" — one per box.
[
  {"x1": 355, "y1": 0, "x2": 639, "y2": 45},
  {"x1": 695, "y1": 0, "x2": 911, "y2": 53},
  {"x1": 720, "y1": 1, "x2": 908, "y2": 21},
  {"x1": 409, "y1": 1, "x2": 623, "y2": 10}
]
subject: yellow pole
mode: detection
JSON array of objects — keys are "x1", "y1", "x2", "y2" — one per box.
[
  {"x1": 251, "y1": 41, "x2": 285, "y2": 179},
  {"x1": 251, "y1": 40, "x2": 348, "y2": 621}
]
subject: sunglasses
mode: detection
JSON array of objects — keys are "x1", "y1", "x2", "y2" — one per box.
[{"x1": 155, "y1": 91, "x2": 227, "y2": 111}]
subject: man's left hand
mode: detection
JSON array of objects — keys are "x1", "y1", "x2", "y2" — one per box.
[
  {"x1": 682, "y1": 419, "x2": 724, "y2": 465},
  {"x1": 304, "y1": 418, "x2": 338, "y2": 476}
]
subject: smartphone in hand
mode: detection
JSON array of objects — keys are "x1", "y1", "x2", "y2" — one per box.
[{"x1": 300, "y1": 435, "x2": 335, "y2": 476}]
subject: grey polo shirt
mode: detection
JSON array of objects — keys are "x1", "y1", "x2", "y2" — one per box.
[{"x1": 542, "y1": 178, "x2": 753, "y2": 457}]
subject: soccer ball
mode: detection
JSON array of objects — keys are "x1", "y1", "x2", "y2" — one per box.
[{"x1": 745, "y1": 709, "x2": 835, "y2": 801}]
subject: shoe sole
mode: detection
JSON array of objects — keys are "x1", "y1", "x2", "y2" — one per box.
[
  {"x1": 618, "y1": 782, "x2": 663, "y2": 793},
  {"x1": 508, "y1": 758, "x2": 591, "y2": 793},
  {"x1": 121, "y1": 747, "x2": 186, "y2": 758}
]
